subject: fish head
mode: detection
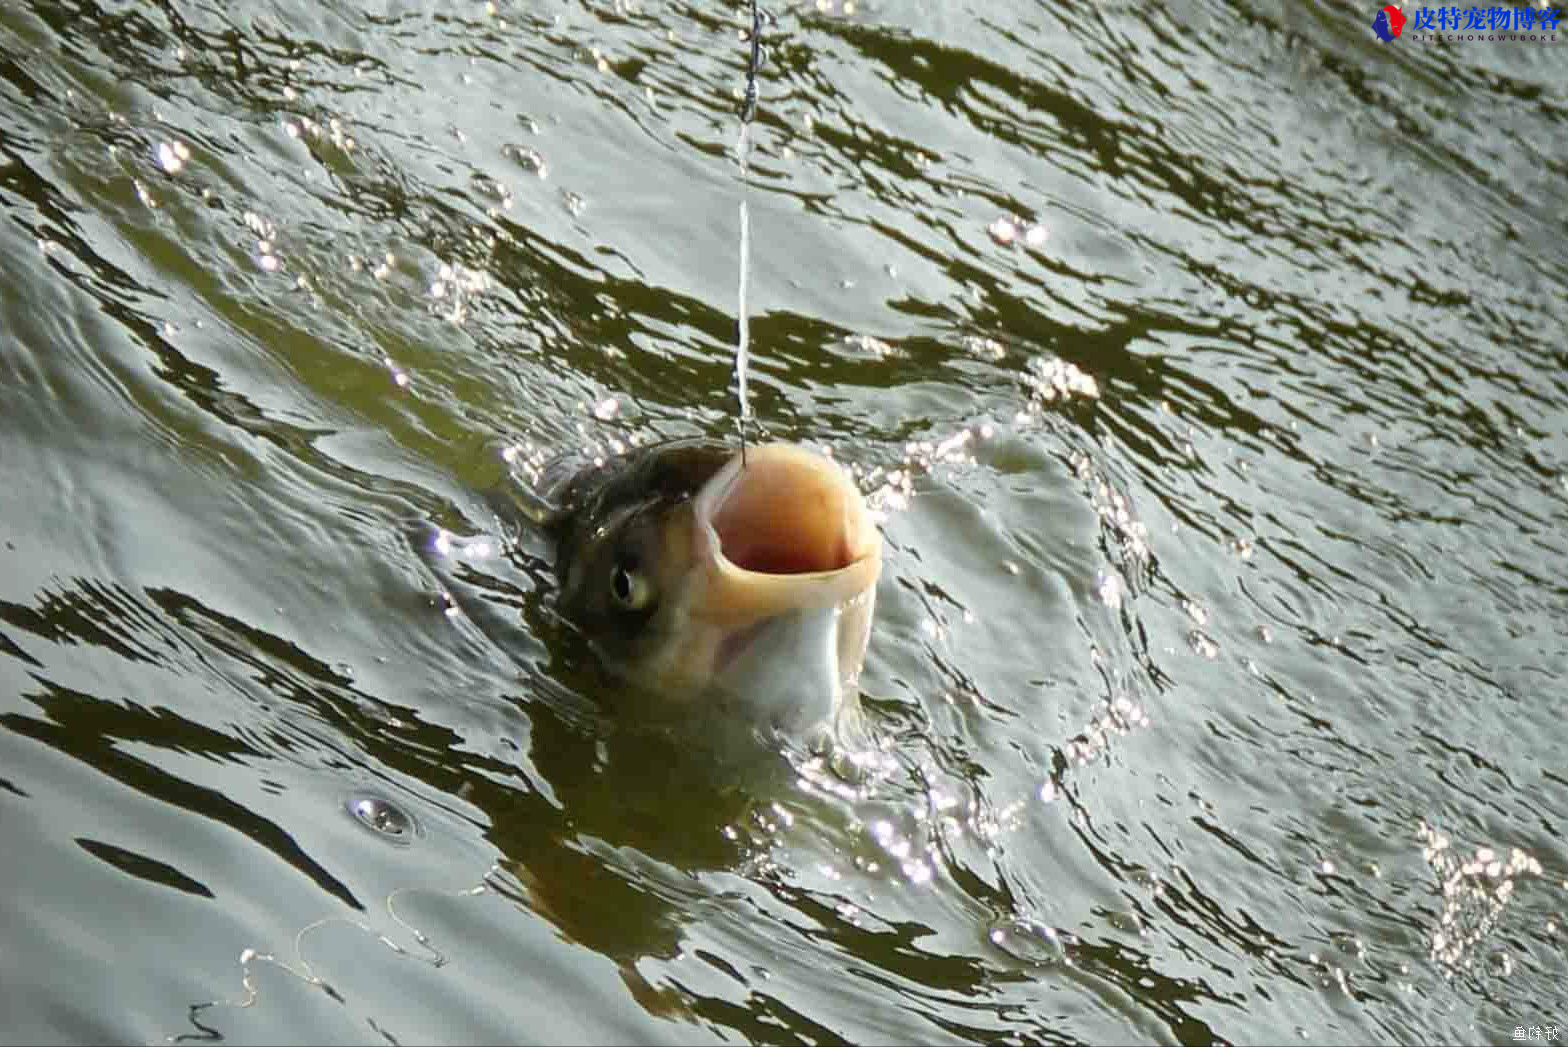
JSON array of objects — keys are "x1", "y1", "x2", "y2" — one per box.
[{"x1": 548, "y1": 441, "x2": 881, "y2": 737}]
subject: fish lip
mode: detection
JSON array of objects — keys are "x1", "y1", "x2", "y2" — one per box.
[{"x1": 688, "y1": 443, "x2": 883, "y2": 625}]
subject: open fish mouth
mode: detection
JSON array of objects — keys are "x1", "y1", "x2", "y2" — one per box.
[
  {"x1": 690, "y1": 443, "x2": 881, "y2": 625},
  {"x1": 684, "y1": 443, "x2": 882, "y2": 723},
  {"x1": 531, "y1": 436, "x2": 882, "y2": 734}
]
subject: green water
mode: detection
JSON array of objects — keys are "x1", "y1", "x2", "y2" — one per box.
[{"x1": 2, "y1": 1, "x2": 1565, "y2": 1043}]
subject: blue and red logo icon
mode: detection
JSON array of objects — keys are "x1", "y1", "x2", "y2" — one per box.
[{"x1": 1373, "y1": 5, "x2": 1408, "y2": 40}]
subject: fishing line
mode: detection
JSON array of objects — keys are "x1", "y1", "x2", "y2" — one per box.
[
  {"x1": 733, "y1": 0, "x2": 769, "y2": 466},
  {"x1": 165, "y1": 871, "x2": 499, "y2": 1043}
]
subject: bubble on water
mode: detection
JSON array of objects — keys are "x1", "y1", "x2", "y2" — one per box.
[
  {"x1": 1184, "y1": 628, "x2": 1217, "y2": 658},
  {"x1": 344, "y1": 792, "x2": 419, "y2": 844},
  {"x1": 504, "y1": 144, "x2": 548, "y2": 178},
  {"x1": 1186, "y1": 628, "x2": 1218, "y2": 659},
  {"x1": 472, "y1": 175, "x2": 513, "y2": 212},
  {"x1": 987, "y1": 917, "x2": 1071, "y2": 967}
]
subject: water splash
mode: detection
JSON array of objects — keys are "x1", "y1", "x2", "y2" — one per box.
[
  {"x1": 427, "y1": 260, "x2": 492, "y2": 325},
  {"x1": 1419, "y1": 821, "x2": 1545, "y2": 975}
]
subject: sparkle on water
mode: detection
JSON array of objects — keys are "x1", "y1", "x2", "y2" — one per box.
[{"x1": 2, "y1": 0, "x2": 1564, "y2": 1044}]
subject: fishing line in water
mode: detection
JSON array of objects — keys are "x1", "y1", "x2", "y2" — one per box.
[{"x1": 733, "y1": 0, "x2": 769, "y2": 466}]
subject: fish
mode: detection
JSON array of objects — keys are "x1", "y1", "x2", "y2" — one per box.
[{"x1": 535, "y1": 439, "x2": 882, "y2": 746}]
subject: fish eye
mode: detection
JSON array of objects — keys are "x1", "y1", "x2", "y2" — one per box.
[{"x1": 610, "y1": 561, "x2": 652, "y2": 611}]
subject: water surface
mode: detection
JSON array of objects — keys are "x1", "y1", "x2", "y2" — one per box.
[{"x1": 2, "y1": 1, "x2": 1565, "y2": 1043}]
